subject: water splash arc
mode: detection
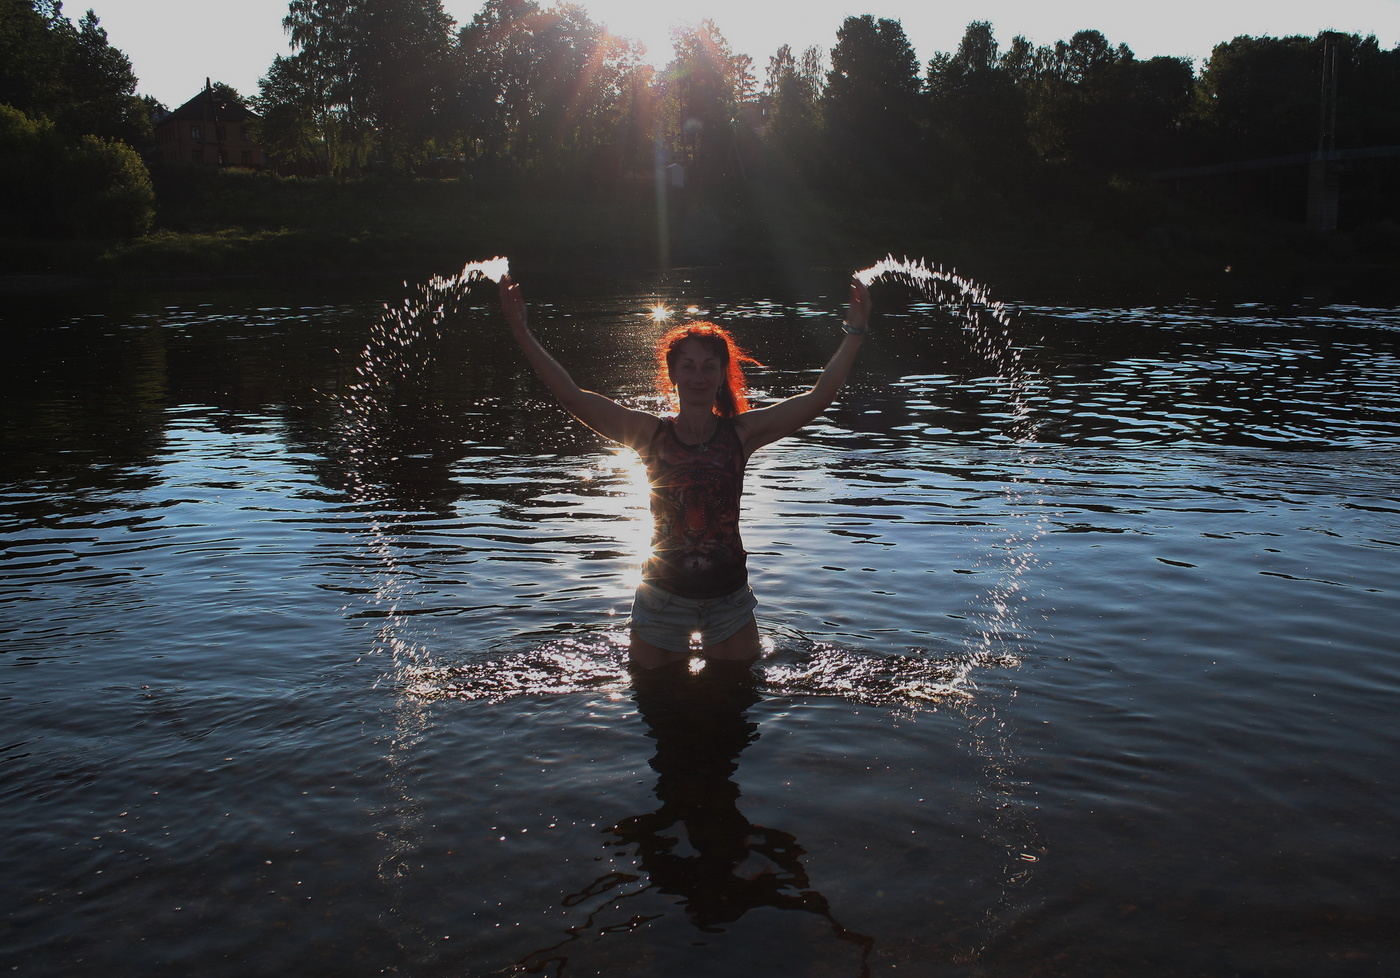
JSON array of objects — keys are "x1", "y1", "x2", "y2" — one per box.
[
  {"x1": 337, "y1": 257, "x2": 511, "y2": 675},
  {"x1": 854, "y1": 254, "x2": 1046, "y2": 675},
  {"x1": 336, "y1": 254, "x2": 1044, "y2": 710}
]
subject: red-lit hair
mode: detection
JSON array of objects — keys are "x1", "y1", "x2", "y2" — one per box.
[{"x1": 655, "y1": 321, "x2": 762, "y2": 417}]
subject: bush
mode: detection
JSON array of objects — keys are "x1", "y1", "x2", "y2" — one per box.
[{"x1": 0, "y1": 102, "x2": 155, "y2": 239}]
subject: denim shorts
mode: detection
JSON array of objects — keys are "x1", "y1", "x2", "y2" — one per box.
[{"x1": 630, "y1": 581, "x2": 758, "y2": 654}]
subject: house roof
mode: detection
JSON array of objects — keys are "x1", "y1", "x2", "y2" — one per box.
[{"x1": 160, "y1": 81, "x2": 260, "y2": 123}]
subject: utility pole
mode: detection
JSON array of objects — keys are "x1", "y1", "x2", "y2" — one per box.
[
  {"x1": 1307, "y1": 33, "x2": 1341, "y2": 231},
  {"x1": 1317, "y1": 34, "x2": 1339, "y2": 155}
]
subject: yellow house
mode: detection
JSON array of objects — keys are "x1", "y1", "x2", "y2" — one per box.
[{"x1": 154, "y1": 79, "x2": 265, "y2": 167}]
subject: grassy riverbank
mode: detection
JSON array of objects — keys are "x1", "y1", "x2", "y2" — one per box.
[{"x1": 3, "y1": 167, "x2": 1396, "y2": 296}]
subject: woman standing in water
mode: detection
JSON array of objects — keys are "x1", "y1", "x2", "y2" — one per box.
[{"x1": 499, "y1": 276, "x2": 871, "y2": 669}]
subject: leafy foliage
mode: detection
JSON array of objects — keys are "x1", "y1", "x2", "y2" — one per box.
[
  {"x1": 0, "y1": 103, "x2": 154, "y2": 238},
  {"x1": 0, "y1": 2, "x2": 155, "y2": 242},
  {"x1": 269, "y1": 0, "x2": 458, "y2": 173},
  {"x1": 822, "y1": 15, "x2": 922, "y2": 188},
  {"x1": 455, "y1": 0, "x2": 651, "y2": 176},
  {"x1": 656, "y1": 20, "x2": 754, "y2": 183},
  {"x1": 0, "y1": 1, "x2": 149, "y2": 144},
  {"x1": 6, "y1": 0, "x2": 1400, "y2": 255}
]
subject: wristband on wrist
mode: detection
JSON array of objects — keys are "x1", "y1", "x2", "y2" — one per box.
[{"x1": 841, "y1": 320, "x2": 866, "y2": 335}]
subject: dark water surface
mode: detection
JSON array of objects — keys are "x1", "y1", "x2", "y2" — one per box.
[{"x1": 3, "y1": 265, "x2": 1398, "y2": 976}]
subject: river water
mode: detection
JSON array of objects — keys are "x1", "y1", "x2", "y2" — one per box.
[{"x1": 2, "y1": 263, "x2": 1398, "y2": 976}]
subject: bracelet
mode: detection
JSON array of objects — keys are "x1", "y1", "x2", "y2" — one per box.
[{"x1": 841, "y1": 321, "x2": 866, "y2": 335}]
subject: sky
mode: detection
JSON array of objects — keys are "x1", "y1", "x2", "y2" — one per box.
[{"x1": 90, "y1": 0, "x2": 1400, "y2": 109}]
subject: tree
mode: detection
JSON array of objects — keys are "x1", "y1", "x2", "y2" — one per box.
[
  {"x1": 65, "y1": 8, "x2": 149, "y2": 144},
  {"x1": 254, "y1": 54, "x2": 329, "y2": 171},
  {"x1": 592, "y1": 32, "x2": 657, "y2": 179},
  {"x1": 453, "y1": 0, "x2": 648, "y2": 176},
  {"x1": 0, "y1": 0, "x2": 71, "y2": 122},
  {"x1": 0, "y1": 2, "x2": 153, "y2": 240},
  {"x1": 0, "y1": 102, "x2": 154, "y2": 238},
  {"x1": 1195, "y1": 35, "x2": 1316, "y2": 158},
  {"x1": 0, "y1": 1, "x2": 148, "y2": 146},
  {"x1": 1000, "y1": 34, "x2": 1036, "y2": 85},
  {"x1": 1195, "y1": 32, "x2": 1400, "y2": 159},
  {"x1": 821, "y1": 15, "x2": 922, "y2": 187},
  {"x1": 281, "y1": 0, "x2": 373, "y2": 172},
  {"x1": 1336, "y1": 34, "x2": 1400, "y2": 148},
  {"x1": 1115, "y1": 55, "x2": 1195, "y2": 168},
  {"x1": 799, "y1": 45, "x2": 827, "y2": 101},
  {"x1": 760, "y1": 43, "x2": 823, "y2": 176},
  {"x1": 277, "y1": 0, "x2": 458, "y2": 173},
  {"x1": 368, "y1": 0, "x2": 457, "y2": 166},
  {"x1": 764, "y1": 43, "x2": 797, "y2": 99},
  {"x1": 1010, "y1": 28, "x2": 1189, "y2": 172},
  {"x1": 925, "y1": 21, "x2": 1030, "y2": 178},
  {"x1": 656, "y1": 19, "x2": 754, "y2": 183}
]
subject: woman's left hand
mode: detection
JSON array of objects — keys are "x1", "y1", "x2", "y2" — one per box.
[{"x1": 846, "y1": 277, "x2": 872, "y2": 334}]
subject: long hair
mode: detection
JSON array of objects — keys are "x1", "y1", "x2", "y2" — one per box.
[{"x1": 655, "y1": 321, "x2": 763, "y2": 418}]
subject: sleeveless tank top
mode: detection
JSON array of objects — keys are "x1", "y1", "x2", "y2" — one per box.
[{"x1": 639, "y1": 417, "x2": 748, "y2": 599}]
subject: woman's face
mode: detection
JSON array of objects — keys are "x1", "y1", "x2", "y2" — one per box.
[{"x1": 668, "y1": 338, "x2": 725, "y2": 407}]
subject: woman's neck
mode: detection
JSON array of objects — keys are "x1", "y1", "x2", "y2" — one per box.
[
  {"x1": 675, "y1": 403, "x2": 715, "y2": 421},
  {"x1": 674, "y1": 407, "x2": 718, "y2": 443}
]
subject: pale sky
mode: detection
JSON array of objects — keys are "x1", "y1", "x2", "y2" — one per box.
[{"x1": 90, "y1": 0, "x2": 1400, "y2": 109}]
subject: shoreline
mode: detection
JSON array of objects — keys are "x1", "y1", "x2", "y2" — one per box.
[
  {"x1": 4, "y1": 178, "x2": 1396, "y2": 303},
  {"x1": 5, "y1": 240, "x2": 1393, "y2": 306}
]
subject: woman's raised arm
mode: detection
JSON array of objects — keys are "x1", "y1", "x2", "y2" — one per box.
[
  {"x1": 499, "y1": 277, "x2": 657, "y2": 450},
  {"x1": 737, "y1": 278, "x2": 872, "y2": 455}
]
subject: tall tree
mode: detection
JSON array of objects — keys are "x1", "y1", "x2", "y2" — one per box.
[
  {"x1": 0, "y1": 1, "x2": 148, "y2": 145},
  {"x1": 454, "y1": 0, "x2": 645, "y2": 175},
  {"x1": 1016, "y1": 29, "x2": 1135, "y2": 166},
  {"x1": 66, "y1": 8, "x2": 149, "y2": 144},
  {"x1": 926, "y1": 21, "x2": 1029, "y2": 178},
  {"x1": 764, "y1": 43, "x2": 797, "y2": 99},
  {"x1": 255, "y1": 53, "x2": 331, "y2": 171},
  {"x1": 798, "y1": 45, "x2": 827, "y2": 100},
  {"x1": 821, "y1": 15, "x2": 922, "y2": 186},
  {"x1": 760, "y1": 43, "x2": 822, "y2": 172},
  {"x1": 1, "y1": 0, "x2": 71, "y2": 120},
  {"x1": 657, "y1": 19, "x2": 753, "y2": 182},
  {"x1": 277, "y1": 0, "x2": 457, "y2": 172},
  {"x1": 1113, "y1": 55, "x2": 1195, "y2": 168},
  {"x1": 1196, "y1": 33, "x2": 1278, "y2": 157},
  {"x1": 277, "y1": 0, "x2": 379, "y2": 173},
  {"x1": 1193, "y1": 33, "x2": 1397, "y2": 159},
  {"x1": 367, "y1": 0, "x2": 457, "y2": 166}
]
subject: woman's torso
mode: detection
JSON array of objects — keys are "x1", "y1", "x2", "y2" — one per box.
[{"x1": 638, "y1": 417, "x2": 748, "y2": 599}]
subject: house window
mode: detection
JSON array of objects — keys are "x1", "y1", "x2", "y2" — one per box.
[
  {"x1": 191, "y1": 125, "x2": 201, "y2": 140},
  {"x1": 192, "y1": 148, "x2": 204, "y2": 163},
  {"x1": 216, "y1": 125, "x2": 226, "y2": 141},
  {"x1": 240, "y1": 150, "x2": 253, "y2": 166}
]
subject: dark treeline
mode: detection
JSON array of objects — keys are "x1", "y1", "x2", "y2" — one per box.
[
  {"x1": 1, "y1": 0, "x2": 155, "y2": 239},
  {"x1": 4, "y1": 0, "x2": 1400, "y2": 268}
]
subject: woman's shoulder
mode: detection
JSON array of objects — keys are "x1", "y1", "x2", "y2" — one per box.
[{"x1": 635, "y1": 415, "x2": 669, "y2": 452}]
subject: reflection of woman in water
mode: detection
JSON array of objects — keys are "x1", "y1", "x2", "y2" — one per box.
[
  {"x1": 620, "y1": 664, "x2": 869, "y2": 941},
  {"x1": 517, "y1": 662, "x2": 874, "y2": 974},
  {"x1": 499, "y1": 276, "x2": 871, "y2": 669}
]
